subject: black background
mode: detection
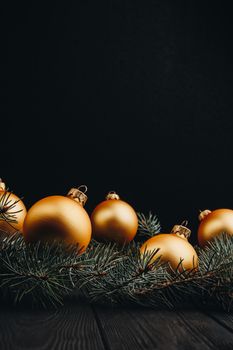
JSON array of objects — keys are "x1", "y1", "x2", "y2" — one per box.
[{"x1": 2, "y1": 1, "x2": 233, "y2": 243}]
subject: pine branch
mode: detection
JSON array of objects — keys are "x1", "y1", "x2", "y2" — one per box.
[
  {"x1": 74, "y1": 234, "x2": 233, "y2": 310},
  {"x1": 0, "y1": 189, "x2": 23, "y2": 227},
  {"x1": 0, "y1": 222, "x2": 233, "y2": 311},
  {"x1": 137, "y1": 212, "x2": 161, "y2": 239}
]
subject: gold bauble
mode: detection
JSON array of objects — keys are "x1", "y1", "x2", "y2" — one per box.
[
  {"x1": 0, "y1": 179, "x2": 27, "y2": 234},
  {"x1": 140, "y1": 224, "x2": 198, "y2": 271},
  {"x1": 198, "y1": 208, "x2": 233, "y2": 247},
  {"x1": 23, "y1": 186, "x2": 92, "y2": 251},
  {"x1": 91, "y1": 192, "x2": 138, "y2": 244}
]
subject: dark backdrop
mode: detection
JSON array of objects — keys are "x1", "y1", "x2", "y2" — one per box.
[{"x1": 2, "y1": 1, "x2": 233, "y2": 242}]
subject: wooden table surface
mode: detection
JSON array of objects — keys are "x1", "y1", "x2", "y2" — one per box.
[{"x1": 0, "y1": 301, "x2": 233, "y2": 350}]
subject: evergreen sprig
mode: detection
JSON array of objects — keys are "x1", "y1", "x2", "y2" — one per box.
[
  {"x1": 0, "y1": 213, "x2": 233, "y2": 310},
  {"x1": 137, "y1": 212, "x2": 161, "y2": 238},
  {"x1": 0, "y1": 189, "x2": 23, "y2": 226}
]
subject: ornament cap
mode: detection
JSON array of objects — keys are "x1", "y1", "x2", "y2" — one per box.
[
  {"x1": 171, "y1": 221, "x2": 191, "y2": 240},
  {"x1": 67, "y1": 185, "x2": 88, "y2": 206},
  {"x1": 199, "y1": 209, "x2": 212, "y2": 221},
  {"x1": 106, "y1": 191, "x2": 120, "y2": 200},
  {"x1": 0, "y1": 179, "x2": 6, "y2": 191}
]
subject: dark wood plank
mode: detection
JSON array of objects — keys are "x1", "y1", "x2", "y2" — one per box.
[
  {"x1": 1, "y1": 300, "x2": 233, "y2": 350},
  {"x1": 204, "y1": 311, "x2": 233, "y2": 334},
  {"x1": 0, "y1": 301, "x2": 105, "y2": 350},
  {"x1": 94, "y1": 306, "x2": 233, "y2": 350},
  {"x1": 178, "y1": 310, "x2": 233, "y2": 350},
  {"x1": 93, "y1": 306, "x2": 210, "y2": 350}
]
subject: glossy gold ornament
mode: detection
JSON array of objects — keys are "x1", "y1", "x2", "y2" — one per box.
[
  {"x1": 91, "y1": 191, "x2": 138, "y2": 244},
  {"x1": 0, "y1": 179, "x2": 27, "y2": 234},
  {"x1": 198, "y1": 208, "x2": 233, "y2": 247},
  {"x1": 23, "y1": 186, "x2": 92, "y2": 251},
  {"x1": 140, "y1": 223, "x2": 198, "y2": 271}
]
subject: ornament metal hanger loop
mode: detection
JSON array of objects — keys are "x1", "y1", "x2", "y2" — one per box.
[
  {"x1": 67, "y1": 185, "x2": 88, "y2": 206},
  {"x1": 198, "y1": 209, "x2": 212, "y2": 221},
  {"x1": 77, "y1": 185, "x2": 88, "y2": 194},
  {"x1": 171, "y1": 220, "x2": 191, "y2": 239},
  {"x1": 106, "y1": 191, "x2": 120, "y2": 200},
  {"x1": 181, "y1": 220, "x2": 188, "y2": 227}
]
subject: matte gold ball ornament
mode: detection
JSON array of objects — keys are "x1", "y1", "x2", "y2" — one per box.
[
  {"x1": 23, "y1": 185, "x2": 92, "y2": 251},
  {"x1": 198, "y1": 209, "x2": 233, "y2": 247},
  {"x1": 91, "y1": 191, "x2": 138, "y2": 244},
  {"x1": 140, "y1": 222, "x2": 198, "y2": 271},
  {"x1": 0, "y1": 179, "x2": 27, "y2": 234}
]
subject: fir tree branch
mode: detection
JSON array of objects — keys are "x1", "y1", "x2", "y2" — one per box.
[
  {"x1": 0, "y1": 224, "x2": 233, "y2": 311},
  {"x1": 137, "y1": 212, "x2": 161, "y2": 238},
  {"x1": 0, "y1": 190, "x2": 23, "y2": 224}
]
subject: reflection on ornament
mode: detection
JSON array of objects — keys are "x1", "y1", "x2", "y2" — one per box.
[
  {"x1": 91, "y1": 191, "x2": 138, "y2": 244},
  {"x1": 0, "y1": 179, "x2": 27, "y2": 234},
  {"x1": 140, "y1": 222, "x2": 198, "y2": 271},
  {"x1": 23, "y1": 185, "x2": 92, "y2": 251},
  {"x1": 198, "y1": 208, "x2": 233, "y2": 247}
]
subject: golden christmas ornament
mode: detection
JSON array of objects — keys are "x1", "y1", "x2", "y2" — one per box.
[
  {"x1": 91, "y1": 191, "x2": 138, "y2": 244},
  {"x1": 23, "y1": 185, "x2": 92, "y2": 251},
  {"x1": 198, "y1": 208, "x2": 233, "y2": 247},
  {"x1": 140, "y1": 223, "x2": 198, "y2": 271},
  {"x1": 0, "y1": 179, "x2": 27, "y2": 234}
]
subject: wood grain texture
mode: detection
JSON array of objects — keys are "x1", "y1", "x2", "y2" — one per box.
[
  {"x1": 178, "y1": 310, "x2": 233, "y2": 350},
  {"x1": 204, "y1": 311, "x2": 233, "y2": 334},
  {"x1": 1, "y1": 301, "x2": 233, "y2": 350},
  {"x1": 93, "y1": 306, "x2": 208, "y2": 350},
  {"x1": 0, "y1": 301, "x2": 105, "y2": 350},
  {"x1": 94, "y1": 305, "x2": 233, "y2": 350}
]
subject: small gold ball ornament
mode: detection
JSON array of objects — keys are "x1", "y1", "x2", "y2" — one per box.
[
  {"x1": 140, "y1": 223, "x2": 198, "y2": 271},
  {"x1": 23, "y1": 185, "x2": 92, "y2": 251},
  {"x1": 91, "y1": 191, "x2": 138, "y2": 244},
  {"x1": 0, "y1": 179, "x2": 27, "y2": 234},
  {"x1": 198, "y1": 208, "x2": 233, "y2": 247}
]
